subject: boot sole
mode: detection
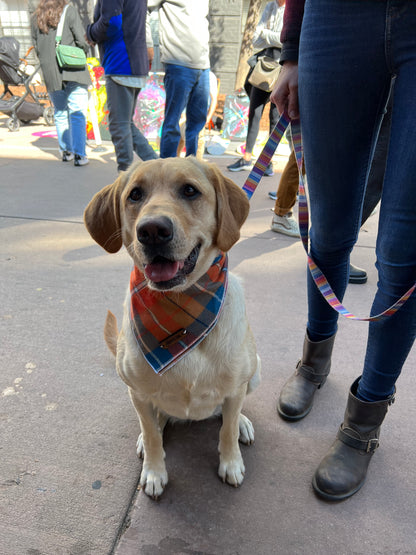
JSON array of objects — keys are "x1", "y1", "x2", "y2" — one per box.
[
  {"x1": 270, "y1": 226, "x2": 300, "y2": 238},
  {"x1": 312, "y1": 475, "x2": 364, "y2": 501},
  {"x1": 348, "y1": 275, "x2": 368, "y2": 284},
  {"x1": 277, "y1": 403, "x2": 313, "y2": 422}
]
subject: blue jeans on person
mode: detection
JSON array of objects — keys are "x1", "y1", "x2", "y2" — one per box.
[
  {"x1": 49, "y1": 82, "x2": 88, "y2": 157},
  {"x1": 298, "y1": 0, "x2": 416, "y2": 401},
  {"x1": 161, "y1": 64, "x2": 209, "y2": 158},
  {"x1": 105, "y1": 77, "x2": 157, "y2": 172}
]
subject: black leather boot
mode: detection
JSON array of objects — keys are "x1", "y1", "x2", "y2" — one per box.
[
  {"x1": 277, "y1": 333, "x2": 336, "y2": 421},
  {"x1": 312, "y1": 377, "x2": 395, "y2": 501},
  {"x1": 349, "y1": 263, "x2": 368, "y2": 284}
]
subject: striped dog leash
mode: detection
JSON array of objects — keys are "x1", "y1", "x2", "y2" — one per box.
[{"x1": 242, "y1": 112, "x2": 416, "y2": 321}]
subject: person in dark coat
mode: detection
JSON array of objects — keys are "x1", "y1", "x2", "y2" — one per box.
[
  {"x1": 86, "y1": 0, "x2": 157, "y2": 172},
  {"x1": 31, "y1": 0, "x2": 91, "y2": 166}
]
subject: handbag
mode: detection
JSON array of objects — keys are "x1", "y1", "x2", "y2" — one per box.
[
  {"x1": 55, "y1": 5, "x2": 86, "y2": 70},
  {"x1": 248, "y1": 56, "x2": 281, "y2": 93}
]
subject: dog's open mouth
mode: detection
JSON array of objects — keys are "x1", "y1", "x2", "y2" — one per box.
[{"x1": 144, "y1": 244, "x2": 201, "y2": 286}]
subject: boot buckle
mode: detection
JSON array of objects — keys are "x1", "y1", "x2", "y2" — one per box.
[{"x1": 366, "y1": 438, "x2": 379, "y2": 453}]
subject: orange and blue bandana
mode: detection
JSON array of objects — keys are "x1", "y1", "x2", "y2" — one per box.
[{"x1": 129, "y1": 252, "x2": 228, "y2": 375}]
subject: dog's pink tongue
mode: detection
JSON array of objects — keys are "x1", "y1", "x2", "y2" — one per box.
[{"x1": 144, "y1": 260, "x2": 183, "y2": 283}]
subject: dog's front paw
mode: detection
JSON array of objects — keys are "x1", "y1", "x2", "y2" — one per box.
[
  {"x1": 140, "y1": 464, "x2": 168, "y2": 499},
  {"x1": 218, "y1": 455, "x2": 245, "y2": 487},
  {"x1": 239, "y1": 413, "x2": 254, "y2": 445}
]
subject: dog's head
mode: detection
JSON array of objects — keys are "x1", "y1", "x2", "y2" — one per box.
[{"x1": 84, "y1": 157, "x2": 249, "y2": 291}]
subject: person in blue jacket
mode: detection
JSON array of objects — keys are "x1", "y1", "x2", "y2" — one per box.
[{"x1": 86, "y1": 0, "x2": 157, "y2": 172}]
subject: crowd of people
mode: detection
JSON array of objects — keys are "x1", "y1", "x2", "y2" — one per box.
[
  {"x1": 31, "y1": 0, "x2": 212, "y2": 171},
  {"x1": 29, "y1": 0, "x2": 415, "y2": 504}
]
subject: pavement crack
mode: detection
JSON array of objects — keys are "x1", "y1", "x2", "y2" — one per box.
[{"x1": 0, "y1": 214, "x2": 83, "y2": 225}]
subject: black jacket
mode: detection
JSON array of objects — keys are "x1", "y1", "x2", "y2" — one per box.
[
  {"x1": 86, "y1": 0, "x2": 148, "y2": 77},
  {"x1": 31, "y1": 4, "x2": 91, "y2": 92}
]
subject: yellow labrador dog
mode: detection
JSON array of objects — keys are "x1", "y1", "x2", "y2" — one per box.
[{"x1": 84, "y1": 157, "x2": 260, "y2": 498}]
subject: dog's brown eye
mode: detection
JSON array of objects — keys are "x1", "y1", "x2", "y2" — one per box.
[
  {"x1": 181, "y1": 184, "x2": 200, "y2": 199},
  {"x1": 128, "y1": 187, "x2": 143, "y2": 203}
]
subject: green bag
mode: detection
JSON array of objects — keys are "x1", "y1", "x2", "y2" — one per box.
[
  {"x1": 56, "y1": 44, "x2": 86, "y2": 70},
  {"x1": 55, "y1": 5, "x2": 86, "y2": 70}
]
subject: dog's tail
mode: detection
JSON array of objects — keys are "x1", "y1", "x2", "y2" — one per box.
[{"x1": 104, "y1": 310, "x2": 118, "y2": 357}]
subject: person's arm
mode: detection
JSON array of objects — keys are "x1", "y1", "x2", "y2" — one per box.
[
  {"x1": 86, "y1": 0, "x2": 123, "y2": 44},
  {"x1": 270, "y1": 0, "x2": 304, "y2": 118},
  {"x1": 253, "y1": 3, "x2": 284, "y2": 50},
  {"x1": 271, "y1": 61, "x2": 299, "y2": 118},
  {"x1": 68, "y1": 6, "x2": 90, "y2": 53},
  {"x1": 30, "y1": 16, "x2": 38, "y2": 51},
  {"x1": 206, "y1": 72, "x2": 218, "y2": 123},
  {"x1": 147, "y1": 0, "x2": 164, "y2": 12},
  {"x1": 279, "y1": 0, "x2": 305, "y2": 63},
  {"x1": 146, "y1": 11, "x2": 154, "y2": 66}
]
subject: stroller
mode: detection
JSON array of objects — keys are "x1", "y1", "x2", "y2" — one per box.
[{"x1": 0, "y1": 36, "x2": 54, "y2": 132}]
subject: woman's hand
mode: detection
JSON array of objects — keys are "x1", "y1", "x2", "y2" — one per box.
[
  {"x1": 147, "y1": 47, "x2": 154, "y2": 68},
  {"x1": 270, "y1": 61, "x2": 299, "y2": 119},
  {"x1": 85, "y1": 34, "x2": 96, "y2": 47}
]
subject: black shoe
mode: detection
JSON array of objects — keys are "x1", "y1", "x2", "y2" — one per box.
[
  {"x1": 227, "y1": 158, "x2": 253, "y2": 171},
  {"x1": 349, "y1": 263, "x2": 367, "y2": 284}
]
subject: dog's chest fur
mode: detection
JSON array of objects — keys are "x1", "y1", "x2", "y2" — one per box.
[{"x1": 116, "y1": 273, "x2": 256, "y2": 421}]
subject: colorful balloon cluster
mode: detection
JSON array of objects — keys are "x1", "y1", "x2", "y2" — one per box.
[{"x1": 133, "y1": 73, "x2": 166, "y2": 144}]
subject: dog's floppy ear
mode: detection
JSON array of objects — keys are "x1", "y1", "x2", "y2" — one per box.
[
  {"x1": 84, "y1": 173, "x2": 127, "y2": 253},
  {"x1": 206, "y1": 164, "x2": 250, "y2": 252}
]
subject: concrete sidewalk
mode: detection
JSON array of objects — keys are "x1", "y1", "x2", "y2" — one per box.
[{"x1": 1, "y1": 116, "x2": 415, "y2": 555}]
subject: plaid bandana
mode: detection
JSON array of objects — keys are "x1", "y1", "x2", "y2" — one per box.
[{"x1": 129, "y1": 252, "x2": 228, "y2": 375}]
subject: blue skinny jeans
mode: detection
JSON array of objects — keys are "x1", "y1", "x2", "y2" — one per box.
[
  {"x1": 161, "y1": 64, "x2": 209, "y2": 158},
  {"x1": 298, "y1": 0, "x2": 416, "y2": 401}
]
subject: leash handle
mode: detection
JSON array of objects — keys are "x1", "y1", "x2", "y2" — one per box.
[{"x1": 243, "y1": 113, "x2": 416, "y2": 322}]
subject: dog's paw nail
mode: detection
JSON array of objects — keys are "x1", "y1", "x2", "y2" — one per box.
[
  {"x1": 140, "y1": 466, "x2": 168, "y2": 499},
  {"x1": 218, "y1": 458, "x2": 245, "y2": 487}
]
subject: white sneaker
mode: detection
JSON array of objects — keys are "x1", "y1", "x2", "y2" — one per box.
[
  {"x1": 74, "y1": 154, "x2": 89, "y2": 167},
  {"x1": 62, "y1": 150, "x2": 74, "y2": 162},
  {"x1": 270, "y1": 213, "x2": 300, "y2": 237}
]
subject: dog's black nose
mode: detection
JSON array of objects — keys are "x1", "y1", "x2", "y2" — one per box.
[{"x1": 137, "y1": 216, "x2": 174, "y2": 245}]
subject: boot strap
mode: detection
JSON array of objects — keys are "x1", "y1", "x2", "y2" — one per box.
[
  {"x1": 337, "y1": 426, "x2": 379, "y2": 453},
  {"x1": 296, "y1": 361, "x2": 329, "y2": 386}
]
